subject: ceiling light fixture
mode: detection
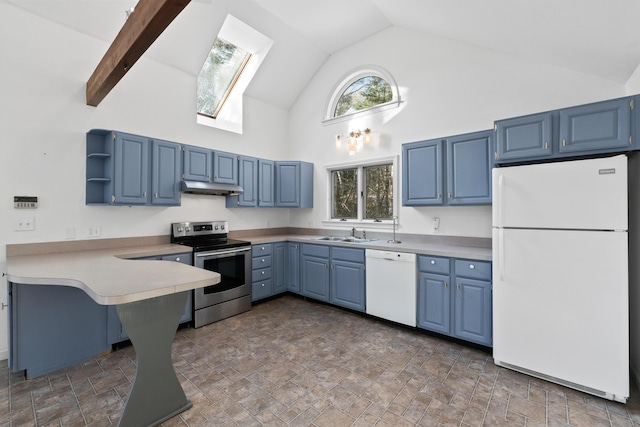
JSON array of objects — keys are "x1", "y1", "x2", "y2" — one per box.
[{"x1": 335, "y1": 128, "x2": 372, "y2": 155}]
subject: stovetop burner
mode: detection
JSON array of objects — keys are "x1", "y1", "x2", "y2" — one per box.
[{"x1": 170, "y1": 221, "x2": 250, "y2": 252}]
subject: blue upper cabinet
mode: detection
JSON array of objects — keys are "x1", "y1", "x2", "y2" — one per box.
[
  {"x1": 275, "y1": 161, "x2": 313, "y2": 208},
  {"x1": 402, "y1": 138, "x2": 443, "y2": 206},
  {"x1": 113, "y1": 132, "x2": 149, "y2": 205},
  {"x1": 183, "y1": 146, "x2": 212, "y2": 182},
  {"x1": 446, "y1": 130, "x2": 493, "y2": 205},
  {"x1": 495, "y1": 96, "x2": 635, "y2": 165},
  {"x1": 150, "y1": 139, "x2": 181, "y2": 206},
  {"x1": 86, "y1": 130, "x2": 180, "y2": 206},
  {"x1": 226, "y1": 156, "x2": 258, "y2": 208},
  {"x1": 402, "y1": 132, "x2": 491, "y2": 206},
  {"x1": 495, "y1": 112, "x2": 553, "y2": 163},
  {"x1": 213, "y1": 150, "x2": 239, "y2": 185},
  {"x1": 559, "y1": 98, "x2": 631, "y2": 154},
  {"x1": 258, "y1": 159, "x2": 275, "y2": 207}
]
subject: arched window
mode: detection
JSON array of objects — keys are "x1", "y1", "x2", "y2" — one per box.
[{"x1": 325, "y1": 66, "x2": 400, "y2": 122}]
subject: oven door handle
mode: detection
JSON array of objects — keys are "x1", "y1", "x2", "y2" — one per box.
[{"x1": 195, "y1": 247, "x2": 251, "y2": 258}]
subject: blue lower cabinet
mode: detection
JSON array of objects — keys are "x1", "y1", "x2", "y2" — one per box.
[
  {"x1": 9, "y1": 283, "x2": 109, "y2": 377},
  {"x1": 252, "y1": 279, "x2": 273, "y2": 301},
  {"x1": 417, "y1": 272, "x2": 450, "y2": 335},
  {"x1": 301, "y1": 244, "x2": 365, "y2": 309},
  {"x1": 454, "y1": 277, "x2": 492, "y2": 346},
  {"x1": 286, "y1": 242, "x2": 300, "y2": 293},
  {"x1": 252, "y1": 243, "x2": 291, "y2": 302},
  {"x1": 301, "y1": 253, "x2": 330, "y2": 302},
  {"x1": 417, "y1": 255, "x2": 492, "y2": 347},
  {"x1": 272, "y1": 242, "x2": 288, "y2": 295}
]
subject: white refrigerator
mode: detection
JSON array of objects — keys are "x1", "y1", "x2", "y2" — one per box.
[{"x1": 492, "y1": 154, "x2": 629, "y2": 403}]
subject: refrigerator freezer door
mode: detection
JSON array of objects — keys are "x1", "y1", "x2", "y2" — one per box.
[
  {"x1": 492, "y1": 155, "x2": 627, "y2": 230},
  {"x1": 492, "y1": 228, "x2": 629, "y2": 400}
]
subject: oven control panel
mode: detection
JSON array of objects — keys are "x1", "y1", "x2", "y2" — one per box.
[{"x1": 171, "y1": 221, "x2": 228, "y2": 238}]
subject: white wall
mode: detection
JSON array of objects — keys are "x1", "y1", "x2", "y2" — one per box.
[
  {"x1": 287, "y1": 26, "x2": 626, "y2": 237},
  {"x1": 0, "y1": 4, "x2": 292, "y2": 358},
  {"x1": 626, "y1": 63, "x2": 640, "y2": 95}
]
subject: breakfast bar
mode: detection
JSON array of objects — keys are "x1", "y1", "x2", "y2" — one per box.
[{"x1": 6, "y1": 244, "x2": 221, "y2": 427}]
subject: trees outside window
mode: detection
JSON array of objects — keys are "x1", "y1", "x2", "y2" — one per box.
[{"x1": 331, "y1": 163, "x2": 394, "y2": 221}]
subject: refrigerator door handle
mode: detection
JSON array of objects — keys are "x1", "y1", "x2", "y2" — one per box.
[
  {"x1": 499, "y1": 228, "x2": 505, "y2": 281},
  {"x1": 497, "y1": 174, "x2": 505, "y2": 227}
]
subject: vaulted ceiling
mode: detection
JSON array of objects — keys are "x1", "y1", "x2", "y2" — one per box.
[{"x1": 6, "y1": 0, "x2": 640, "y2": 109}]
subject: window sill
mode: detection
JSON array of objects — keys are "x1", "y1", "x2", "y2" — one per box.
[{"x1": 322, "y1": 219, "x2": 397, "y2": 230}]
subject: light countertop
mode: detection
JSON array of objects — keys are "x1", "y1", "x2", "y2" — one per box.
[
  {"x1": 6, "y1": 244, "x2": 220, "y2": 305},
  {"x1": 243, "y1": 234, "x2": 492, "y2": 261}
]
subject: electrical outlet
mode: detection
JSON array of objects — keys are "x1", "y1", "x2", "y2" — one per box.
[
  {"x1": 432, "y1": 217, "x2": 440, "y2": 234},
  {"x1": 87, "y1": 226, "x2": 101, "y2": 237},
  {"x1": 15, "y1": 217, "x2": 35, "y2": 231}
]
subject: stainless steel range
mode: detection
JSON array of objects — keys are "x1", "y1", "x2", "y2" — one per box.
[{"x1": 171, "y1": 221, "x2": 251, "y2": 328}]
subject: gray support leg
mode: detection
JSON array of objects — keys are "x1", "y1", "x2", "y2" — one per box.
[{"x1": 116, "y1": 291, "x2": 191, "y2": 427}]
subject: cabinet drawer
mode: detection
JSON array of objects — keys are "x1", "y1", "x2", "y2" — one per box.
[
  {"x1": 252, "y1": 279, "x2": 272, "y2": 301},
  {"x1": 253, "y1": 267, "x2": 272, "y2": 281},
  {"x1": 252, "y1": 255, "x2": 272, "y2": 270},
  {"x1": 302, "y1": 243, "x2": 330, "y2": 258},
  {"x1": 454, "y1": 259, "x2": 491, "y2": 280},
  {"x1": 419, "y1": 255, "x2": 450, "y2": 275},
  {"x1": 331, "y1": 247, "x2": 364, "y2": 263},
  {"x1": 161, "y1": 253, "x2": 192, "y2": 265},
  {"x1": 252, "y1": 244, "x2": 272, "y2": 257}
]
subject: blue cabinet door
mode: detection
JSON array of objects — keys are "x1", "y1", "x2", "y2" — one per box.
[
  {"x1": 559, "y1": 98, "x2": 632, "y2": 154},
  {"x1": 417, "y1": 272, "x2": 450, "y2": 335},
  {"x1": 302, "y1": 245, "x2": 330, "y2": 301},
  {"x1": 183, "y1": 146, "x2": 211, "y2": 182},
  {"x1": 272, "y1": 242, "x2": 287, "y2": 294},
  {"x1": 213, "y1": 150, "x2": 238, "y2": 184},
  {"x1": 330, "y1": 259, "x2": 365, "y2": 312},
  {"x1": 446, "y1": 130, "x2": 493, "y2": 205},
  {"x1": 237, "y1": 156, "x2": 258, "y2": 207},
  {"x1": 276, "y1": 162, "x2": 300, "y2": 207},
  {"x1": 286, "y1": 242, "x2": 300, "y2": 293},
  {"x1": 495, "y1": 112, "x2": 553, "y2": 162},
  {"x1": 113, "y1": 132, "x2": 149, "y2": 204},
  {"x1": 275, "y1": 161, "x2": 313, "y2": 208},
  {"x1": 402, "y1": 139, "x2": 443, "y2": 206},
  {"x1": 454, "y1": 277, "x2": 492, "y2": 346},
  {"x1": 258, "y1": 159, "x2": 275, "y2": 207},
  {"x1": 151, "y1": 139, "x2": 181, "y2": 206}
]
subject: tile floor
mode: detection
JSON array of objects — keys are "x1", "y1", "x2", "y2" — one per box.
[{"x1": 1, "y1": 294, "x2": 639, "y2": 426}]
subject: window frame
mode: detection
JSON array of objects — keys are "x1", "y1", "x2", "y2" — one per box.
[
  {"x1": 323, "y1": 66, "x2": 401, "y2": 125},
  {"x1": 324, "y1": 156, "x2": 399, "y2": 228}
]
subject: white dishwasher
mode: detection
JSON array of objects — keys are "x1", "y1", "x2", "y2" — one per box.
[{"x1": 365, "y1": 249, "x2": 417, "y2": 326}]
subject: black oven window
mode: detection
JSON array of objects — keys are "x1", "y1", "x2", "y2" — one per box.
[{"x1": 202, "y1": 255, "x2": 245, "y2": 293}]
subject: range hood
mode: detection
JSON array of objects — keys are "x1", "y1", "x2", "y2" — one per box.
[{"x1": 181, "y1": 180, "x2": 243, "y2": 196}]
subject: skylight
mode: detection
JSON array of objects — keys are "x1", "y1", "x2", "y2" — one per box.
[
  {"x1": 197, "y1": 38, "x2": 252, "y2": 119},
  {"x1": 196, "y1": 15, "x2": 273, "y2": 134}
]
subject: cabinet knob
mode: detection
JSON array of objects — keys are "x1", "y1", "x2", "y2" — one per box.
[
  {"x1": 444, "y1": 282, "x2": 448, "y2": 288},
  {"x1": 262, "y1": 271, "x2": 265, "y2": 275},
  {"x1": 261, "y1": 283, "x2": 265, "y2": 287},
  {"x1": 176, "y1": 257, "x2": 180, "y2": 262},
  {"x1": 469, "y1": 264, "x2": 475, "y2": 269},
  {"x1": 261, "y1": 258, "x2": 265, "y2": 262},
  {"x1": 261, "y1": 246, "x2": 265, "y2": 250},
  {"x1": 154, "y1": 192, "x2": 158, "y2": 198},
  {"x1": 430, "y1": 260, "x2": 436, "y2": 265}
]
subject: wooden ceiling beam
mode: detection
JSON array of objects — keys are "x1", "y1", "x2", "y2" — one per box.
[{"x1": 86, "y1": 0, "x2": 190, "y2": 107}]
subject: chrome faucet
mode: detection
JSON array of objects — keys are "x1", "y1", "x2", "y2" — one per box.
[
  {"x1": 351, "y1": 227, "x2": 356, "y2": 237},
  {"x1": 388, "y1": 216, "x2": 401, "y2": 244}
]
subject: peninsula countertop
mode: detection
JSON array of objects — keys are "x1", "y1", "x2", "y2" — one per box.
[{"x1": 6, "y1": 243, "x2": 220, "y2": 305}]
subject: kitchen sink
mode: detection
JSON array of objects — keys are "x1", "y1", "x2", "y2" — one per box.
[
  {"x1": 342, "y1": 237, "x2": 377, "y2": 243},
  {"x1": 314, "y1": 236, "x2": 377, "y2": 243}
]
